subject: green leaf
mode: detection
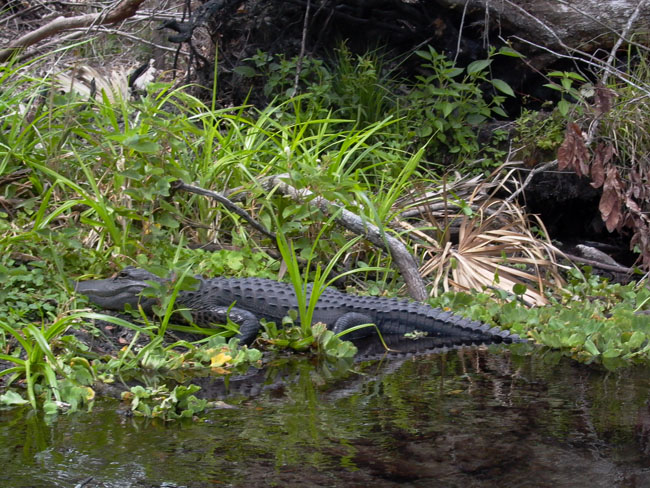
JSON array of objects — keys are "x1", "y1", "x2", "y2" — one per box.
[
  {"x1": 603, "y1": 348, "x2": 621, "y2": 358},
  {"x1": 566, "y1": 72, "x2": 587, "y2": 81},
  {"x1": 626, "y1": 331, "x2": 646, "y2": 349},
  {"x1": 584, "y1": 338, "x2": 600, "y2": 356},
  {"x1": 233, "y1": 66, "x2": 257, "y2": 78},
  {"x1": 512, "y1": 283, "x2": 527, "y2": 296},
  {"x1": 43, "y1": 401, "x2": 59, "y2": 415},
  {"x1": 557, "y1": 99, "x2": 570, "y2": 116},
  {"x1": 122, "y1": 135, "x2": 160, "y2": 153},
  {"x1": 440, "y1": 101, "x2": 456, "y2": 118},
  {"x1": 498, "y1": 46, "x2": 524, "y2": 58},
  {"x1": 467, "y1": 59, "x2": 492, "y2": 75},
  {"x1": 491, "y1": 79, "x2": 515, "y2": 97},
  {"x1": 543, "y1": 83, "x2": 562, "y2": 92},
  {"x1": 0, "y1": 390, "x2": 29, "y2": 406},
  {"x1": 446, "y1": 67, "x2": 465, "y2": 78}
]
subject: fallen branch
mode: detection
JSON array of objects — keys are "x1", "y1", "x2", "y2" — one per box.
[
  {"x1": 170, "y1": 180, "x2": 276, "y2": 240},
  {"x1": 0, "y1": 0, "x2": 146, "y2": 63},
  {"x1": 266, "y1": 174, "x2": 428, "y2": 301},
  {"x1": 564, "y1": 252, "x2": 634, "y2": 276}
]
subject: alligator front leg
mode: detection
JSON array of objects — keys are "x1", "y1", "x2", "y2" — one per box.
[
  {"x1": 192, "y1": 307, "x2": 260, "y2": 345},
  {"x1": 331, "y1": 312, "x2": 376, "y2": 339}
]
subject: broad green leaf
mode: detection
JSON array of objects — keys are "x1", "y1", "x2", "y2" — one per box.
[
  {"x1": 626, "y1": 331, "x2": 646, "y2": 349},
  {"x1": 584, "y1": 338, "x2": 600, "y2": 356},
  {"x1": 491, "y1": 78, "x2": 515, "y2": 96},
  {"x1": 557, "y1": 99, "x2": 570, "y2": 116},
  {"x1": 446, "y1": 67, "x2": 465, "y2": 78},
  {"x1": 440, "y1": 101, "x2": 456, "y2": 118},
  {"x1": 122, "y1": 135, "x2": 160, "y2": 153},
  {"x1": 603, "y1": 348, "x2": 621, "y2": 358},
  {"x1": 467, "y1": 59, "x2": 492, "y2": 74},
  {"x1": 233, "y1": 66, "x2": 257, "y2": 78},
  {"x1": 0, "y1": 390, "x2": 29, "y2": 406},
  {"x1": 498, "y1": 46, "x2": 524, "y2": 57},
  {"x1": 512, "y1": 283, "x2": 527, "y2": 296}
]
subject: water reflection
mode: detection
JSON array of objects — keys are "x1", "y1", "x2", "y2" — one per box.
[{"x1": 2, "y1": 345, "x2": 650, "y2": 487}]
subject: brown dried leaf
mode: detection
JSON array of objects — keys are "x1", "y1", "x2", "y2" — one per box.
[
  {"x1": 630, "y1": 170, "x2": 645, "y2": 200},
  {"x1": 557, "y1": 124, "x2": 576, "y2": 171},
  {"x1": 626, "y1": 194, "x2": 642, "y2": 214},
  {"x1": 594, "y1": 84, "x2": 616, "y2": 115},
  {"x1": 599, "y1": 187, "x2": 619, "y2": 218},
  {"x1": 590, "y1": 143, "x2": 613, "y2": 188},
  {"x1": 603, "y1": 165, "x2": 622, "y2": 192},
  {"x1": 604, "y1": 200, "x2": 622, "y2": 232},
  {"x1": 557, "y1": 123, "x2": 589, "y2": 176},
  {"x1": 599, "y1": 166, "x2": 624, "y2": 232}
]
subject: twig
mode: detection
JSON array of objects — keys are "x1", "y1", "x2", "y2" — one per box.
[
  {"x1": 291, "y1": 0, "x2": 311, "y2": 98},
  {"x1": 504, "y1": 3, "x2": 647, "y2": 206},
  {"x1": 588, "y1": 0, "x2": 647, "y2": 142},
  {"x1": 267, "y1": 174, "x2": 428, "y2": 301},
  {"x1": 453, "y1": 0, "x2": 470, "y2": 63},
  {"x1": 93, "y1": 27, "x2": 190, "y2": 55},
  {"x1": 504, "y1": 159, "x2": 558, "y2": 204},
  {"x1": 2, "y1": 5, "x2": 45, "y2": 24},
  {"x1": 0, "y1": 0, "x2": 146, "y2": 63},
  {"x1": 511, "y1": 35, "x2": 648, "y2": 93},
  {"x1": 12, "y1": 30, "x2": 85, "y2": 64},
  {"x1": 170, "y1": 180, "x2": 276, "y2": 240}
]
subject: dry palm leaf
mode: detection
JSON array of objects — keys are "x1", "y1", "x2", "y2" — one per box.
[
  {"x1": 55, "y1": 65, "x2": 129, "y2": 103},
  {"x1": 394, "y1": 167, "x2": 566, "y2": 305}
]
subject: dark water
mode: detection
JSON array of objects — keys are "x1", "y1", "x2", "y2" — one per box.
[{"x1": 3, "y1": 345, "x2": 650, "y2": 487}]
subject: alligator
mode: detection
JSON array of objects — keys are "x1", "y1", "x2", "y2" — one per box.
[{"x1": 75, "y1": 267, "x2": 524, "y2": 346}]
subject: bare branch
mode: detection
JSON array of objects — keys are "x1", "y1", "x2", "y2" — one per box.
[
  {"x1": 170, "y1": 180, "x2": 277, "y2": 240},
  {"x1": 291, "y1": 0, "x2": 311, "y2": 98},
  {"x1": 267, "y1": 174, "x2": 428, "y2": 301},
  {"x1": 0, "y1": 0, "x2": 146, "y2": 63},
  {"x1": 505, "y1": 159, "x2": 558, "y2": 205}
]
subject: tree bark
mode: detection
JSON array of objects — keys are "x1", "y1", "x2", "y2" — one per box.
[{"x1": 437, "y1": 0, "x2": 650, "y2": 54}]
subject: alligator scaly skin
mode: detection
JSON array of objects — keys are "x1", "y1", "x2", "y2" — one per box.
[{"x1": 76, "y1": 267, "x2": 525, "y2": 345}]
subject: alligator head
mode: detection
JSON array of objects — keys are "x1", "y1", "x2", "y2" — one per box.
[{"x1": 75, "y1": 266, "x2": 165, "y2": 312}]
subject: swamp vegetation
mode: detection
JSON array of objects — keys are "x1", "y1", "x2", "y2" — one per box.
[{"x1": 1, "y1": 16, "x2": 650, "y2": 427}]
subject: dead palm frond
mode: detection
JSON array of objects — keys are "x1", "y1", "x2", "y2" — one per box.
[
  {"x1": 393, "y1": 166, "x2": 567, "y2": 305},
  {"x1": 55, "y1": 64, "x2": 129, "y2": 103}
]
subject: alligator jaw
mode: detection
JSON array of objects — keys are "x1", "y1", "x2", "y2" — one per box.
[{"x1": 74, "y1": 270, "x2": 157, "y2": 312}]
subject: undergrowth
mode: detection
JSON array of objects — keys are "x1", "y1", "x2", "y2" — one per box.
[{"x1": 1, "y1": 42, "x2": 649, "y2": 415}]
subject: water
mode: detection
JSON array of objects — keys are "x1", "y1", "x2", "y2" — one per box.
[{"x1": 2, "y1": 345, "x2": 650, "y2": 487}]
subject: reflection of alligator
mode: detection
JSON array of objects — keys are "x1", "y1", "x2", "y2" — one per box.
[
  {"x1": 76, "y1": 267, "x2": 524, "y2": 345},
  {"x1": 187, "y1": 334, "x2": 517, "y2": 402}
]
